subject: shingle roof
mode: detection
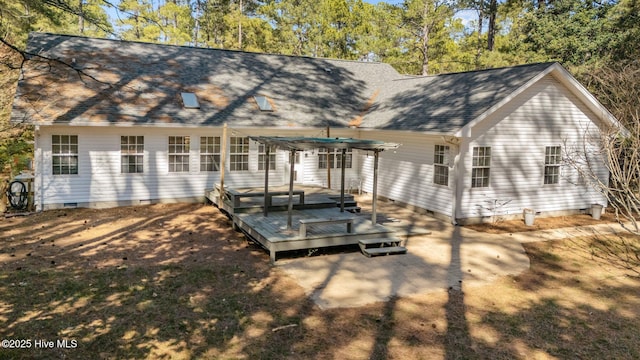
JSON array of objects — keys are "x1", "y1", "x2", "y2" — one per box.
[
  {"x1": 11, "y1": 32, "x2": 402, "y2": 129},
  {"x1": 361, "y1": 62, "x2": 556, "y2": 133},
  {"x1": 10, "y1": 33, "x2": 560, "y2": 134}
]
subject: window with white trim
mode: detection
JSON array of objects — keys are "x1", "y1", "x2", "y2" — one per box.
[
  {"x1": 52, "y1": 135, "x2": 78, "y2": 175},
  {"x1": 318, "y1": 148, "x2": 332, "y2": 169},
  {"x1": 121, "y1": 136, "x2": 144, "y2": 173},
  {"x1": 229, "y1": 136, "x2": 249, "y2": 171},
  {"x1": 433, "y1": 145, "x2": 449, "y2": 186},
  {"x1": 471, "y1": 146, "x2": 491, "y2": 188},
  {"x1": 168, "y1": 136, "x2": 190, "y2": 172},
  {"x1": 544, "y1": 146, "x2": 562, "y2": 185},
  {"x1": 200, "y1": 136, "x2": 220, "y2": 172},
  {"x1": 318, "y1": 148, "x2": 352, "y2": 169},
  {"x1": 258, "y1": 144, "x2": 276, "y2": 171}
]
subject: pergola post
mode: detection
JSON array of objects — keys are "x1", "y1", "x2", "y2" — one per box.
[
  {"x1": 372, "y1": 149, "x2": 380, "y2": 224},
  {"x1": 287, "y1": 149, "x2": 296, "y2": 230},
  {"x1": 340, "y1": 148, "x2": 346, "y2": 212},
  {"x1": 218, "y1": 123, "x2": 228, "y2": 205},
  {"x1": 263, "y1": 145, "x2": 270, "y2": 217},
  {"x1": 326, "y1": 126, "x2": 331, "y2": 189}
]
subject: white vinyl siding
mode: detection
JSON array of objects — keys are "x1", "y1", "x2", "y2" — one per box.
[
  {"x1": 34, "y1": 127, "x2": 318, "y2": 210},
  {"x1": 359, "y1": 131, "x2": 454, "y2": 217},
  {"x1": 457, "y1": 75, "x2": 608, "y2": 219}
]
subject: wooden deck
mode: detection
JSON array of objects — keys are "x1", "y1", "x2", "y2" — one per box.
[{"x1": 205, "y1": 186, "x2": 405, "y2": 262}]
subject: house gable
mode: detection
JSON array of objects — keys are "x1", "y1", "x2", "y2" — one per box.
[{"x1": 456, "y1": 63, "x2": 620, "y2": 138}]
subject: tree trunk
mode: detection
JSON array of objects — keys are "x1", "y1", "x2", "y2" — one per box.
[
  {"x1": 487, "y1": 0, "x2": 497, "y2": 51},
  {"x1": 78, "y1": 0, "x2": 84, "y2": 34},
  {"x1": 193, "y1": 0, "x2": 202, "y2": 46},
  {"x1": 476, "y1": 2, "x2": 483, "y2": 67},
  {"x1": 238, "y1": 0, "x2": 243, "y2": 49},
  {"x1": 421, "y1": 0, "x2": 430, "y2": 76}
]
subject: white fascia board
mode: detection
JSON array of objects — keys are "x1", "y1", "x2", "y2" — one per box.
[
  {"x1": 357, "y1": 127, "x2": 457, "y2": 137},
  {"x1": 32, "y1": 121, "x2": 328, "y2": 131}
]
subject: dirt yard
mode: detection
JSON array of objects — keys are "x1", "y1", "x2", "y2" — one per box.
[{"x1": 1, "y1": 203, "x2": 639, "y2": 359}]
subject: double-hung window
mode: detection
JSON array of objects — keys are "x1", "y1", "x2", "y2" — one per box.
[
  {"x1": 318, "y1": 148, "x2": 333, "y2": 169},
  {"x1": 471, "y1": 146, "x2": 491, "y2": 188},
  {"x1": 319, "y1": 148, "x2": 352, "y2": 169},
  {"x1": 544, "y1": 146, "x2": 562, "y2": 185},
  {"x1": 258, "y1": 144, "x2": 276, "y2": 171},
  {"x1": 169, "y1": 136, "x2": 190, "y2": 172},
  {"x1": 336, "y1": 149, "x2": 353, "y2": 169},
  {"x1": 433, "y1": 145, "x2": 449, "y2": 186},
  {"x1": 121, "y1": 136, "x2": 144, "y2": 173},
  {"x1": 52, "y1": 135, "x2": 78, "y2": 175},
  {"x1": 229, "y1": 137, "x2": 249, "y2": 171},
  {"x1": 200, "y1": 136, "x2": 221, "y2": 172}
]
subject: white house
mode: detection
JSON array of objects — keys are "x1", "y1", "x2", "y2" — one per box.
[{"x1": 10, "y1": 33, "x2": 618, "y2": 223}]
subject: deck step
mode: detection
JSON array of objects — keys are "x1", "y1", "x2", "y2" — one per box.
[
  {"x1": 361, "y1": 246, "x2": 408, "y2": 257},
  {"x1": 358, "y1": 238, "x2": 407, "y2": 257},
  {"x1": 335, "y1": 201, "x2": 357, "y2": 208},
  {"x1": 359, "y1": 238, "x2": 400, "y2": 246}
]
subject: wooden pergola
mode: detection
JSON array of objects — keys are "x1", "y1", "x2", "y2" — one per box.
[{"x1": 247, "y1": 136, "x2": 400, "y2": 229}]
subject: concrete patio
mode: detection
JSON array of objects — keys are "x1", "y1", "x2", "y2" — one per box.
[{"x1": 275, "y1": 197, "x2": 626, "y2": 309}]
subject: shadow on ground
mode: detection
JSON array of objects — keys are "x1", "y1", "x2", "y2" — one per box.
[{"x1": 1, "y1": 203, "x2": 638, "y2": 359}]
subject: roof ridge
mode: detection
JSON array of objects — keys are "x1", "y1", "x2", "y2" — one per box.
[
  {"x1": 391, "y1": 62, "x2": 558, "y2": 82},
  {"x1": 29, "y1": 32, "x2": 387, "y2": 66}
]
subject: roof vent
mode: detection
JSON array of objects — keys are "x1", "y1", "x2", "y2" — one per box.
[
  {"x1": 324, "y1": 67, "x2": 333, "y2": 73},
  {"x1": 181, "y1": 92, "x2": 200, "y2": 109}
]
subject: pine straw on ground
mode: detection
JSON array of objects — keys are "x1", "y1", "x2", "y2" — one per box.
[
  {"x1": 465, "y1": 212, "x2": 619, "y2": 234},
  {"x1": 1, "y1": 204, "x2": 639, "y2": 359}
]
